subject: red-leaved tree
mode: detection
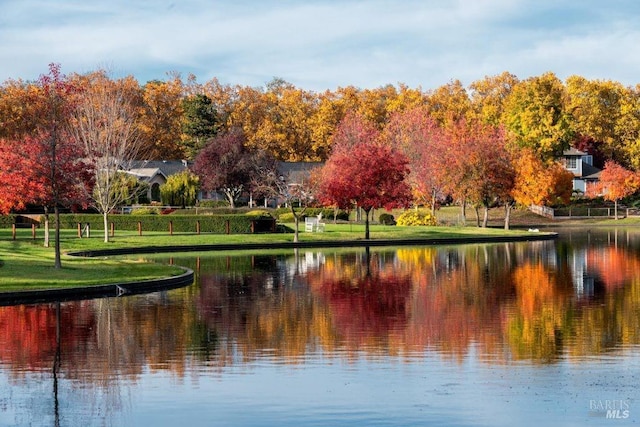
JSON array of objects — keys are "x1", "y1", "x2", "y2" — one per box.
[
  {"x1": 0, "y1": 64, "x2": 90, "y2": 268},
  {"x1": 445, "y1": 120, "x2": 515, "y2": 228},
  {"x1": 318, "y1": 113, "x2": 412, "y2": 239},
  {"x1": 385, "y1": 107, "x2": 449, "y2": 215}
]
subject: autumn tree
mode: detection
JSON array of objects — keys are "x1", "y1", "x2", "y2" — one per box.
[
  {"x1": 0, "y1": 64, "x2": 90, "y2": 267},
  {"x1": 68, "y1": 71, "x2": 143, "y2": 242},
  {"x1": 616, "y1": 84, "x2": 640, "y2": 170},
  {"x1": 192, "y1": 128, "x2": 270, "y2": 208},
  {"x1": 445, "y1": 120, "x2": 515, "y2": 228},
  {"x1": 318, "y1": 113, "x2": 412, "y2": 239},
  {"x1": 469, "y1": 71, "x2": 519, "y2": 126},
  {"x1": 512, "y1": 149, "x2": 574, "y2": 208},
  {"x1": 425, "y1": 80, "x2": 471, "y2": 128},
  {"x1": 160, "y1": 170, "x2": 200, "y2": 208},
  {"x1": 566, "y1": 76, "x2": 625, "y2": 163},
  {"x1": 251, "y1": 165, "x2": 318, "y2": 243},
  {"x1": 384, "y1": 107, "x2": 448, "y2": 214},
  {"x1": 588, "y1": 160, "x2": 640, "y2": 219},
  {"x1": 503, "y1": 72, "x2": 573, "y2": 160},
  {"x1": 138, "y1": 77, "x2": 184, "y2": 159}
]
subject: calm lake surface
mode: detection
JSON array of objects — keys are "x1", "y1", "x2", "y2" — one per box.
[{"x1": 1, "y1": 228, "x2": 639, "y2": 426}]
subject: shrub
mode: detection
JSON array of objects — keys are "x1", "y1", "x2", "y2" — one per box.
[
  {"x1": 246, "y1": 210, "x2": 273, "y2": 218},
  {"x1": 277, "y1": 212, "x2": 295, "y2": 222},
  {"x1": 198, "y1": 200, "x2": 230, "y2": 208},
  {"x1": 131, "y1": 207, "x2": 160, "y2": 215},
  {"x1": 378, "y1": 213, "x2": 396, "y2": 225},
  {"x1": 396, "y1": 210, "x2": 436, "y2": 226}
]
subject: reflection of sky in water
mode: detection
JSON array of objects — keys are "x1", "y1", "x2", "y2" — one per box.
[
  {"x1": 1, "y1": 229, "x2": 640, "y2": 425},
  {"x1": 2, "y1": 347, "x2": 637, "y2": 426}
]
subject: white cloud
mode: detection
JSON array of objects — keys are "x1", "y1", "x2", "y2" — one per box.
[{"x1": 1, "y1": 0, "x2": 639, "y2": 90}]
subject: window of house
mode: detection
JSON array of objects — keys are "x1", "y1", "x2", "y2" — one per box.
[{"x1": 566, "y1": 157, "x2": 577, "y2": 169}]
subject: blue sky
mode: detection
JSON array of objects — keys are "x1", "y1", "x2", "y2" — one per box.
[{"x1": 1, "y1": 0, "x2": 639, "y2": 92}]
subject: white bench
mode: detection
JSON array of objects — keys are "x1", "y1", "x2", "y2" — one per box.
[{"x1": 305, "y1": 216, "x2": 325, "y2": 232}]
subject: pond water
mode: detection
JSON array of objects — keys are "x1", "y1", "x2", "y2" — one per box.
[{"x1": 1, "y1": 228, "x2": 639, "y2": 426}]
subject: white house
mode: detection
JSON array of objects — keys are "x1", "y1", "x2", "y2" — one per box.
[{"x1": 562, "y1": 148, "x2": 601, "y2": 193}]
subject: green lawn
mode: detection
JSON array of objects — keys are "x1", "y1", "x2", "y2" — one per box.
[{"x1": 0, "y1": 220, "x2": 555, "y2": 291}]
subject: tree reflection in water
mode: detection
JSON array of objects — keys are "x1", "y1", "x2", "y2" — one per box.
[{"x1": 1, "y1": 230, "x2": 640, "y2": 424}]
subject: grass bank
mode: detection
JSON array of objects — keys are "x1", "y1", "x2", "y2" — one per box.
[{"x1": 0, "y1": 222, "x2": 551, "y2": 291}]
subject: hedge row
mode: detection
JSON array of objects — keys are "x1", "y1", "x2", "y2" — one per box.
[
  {"x1": 0, "y1": 215, "x2": 17, "y2": 228},
  {"x1": 4, "y1": 214, "x2": 276, "y2": 234}
]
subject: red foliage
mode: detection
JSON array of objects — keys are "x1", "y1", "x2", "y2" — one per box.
[
  {"x1": 319, "y1": 113, "x2": 412, "y2": 212},
  {"x1": 385, "y1": 107, "x2": 449, "y2": 210}
]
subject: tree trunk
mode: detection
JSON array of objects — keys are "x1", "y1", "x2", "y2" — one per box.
[
  {"x1": 504, "y1": 203, "x2": 512, "y2": 230},
  {"x1": 225, "y1": 191, "x2": 235, "y2": 208},
  {"x1": 103, "y1": 211, "x2": 109, "y2": 243},
  {"x1": 44, "y1": 206, "x2": 50, "y2": 248},
  {"x1": 482, "y1": 206, "x2": 489, "y2": 228},
  {"x1": 290, "y1": 205, "x2": 306, "y2": 243},
  {"x1": 431, "y1": 190, "x2": 437, "y2": 216},
  {"x1": 460, "y1": 199, "x2": 467, "y2": 225},
  {"x1": 474, "y1": 206, "x2": 480, "y2": 227},
  {"x1": 54, "y1": 205, "x2": 61, "y2": 269},
  {"x1": 293, "y1": 215, "x2": 300, "y2": 242},
  {"x1": 364, "y1": 208, "x2": 371, "y2": 240}
]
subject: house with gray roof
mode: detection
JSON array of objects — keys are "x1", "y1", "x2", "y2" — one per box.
[
  {"x1": 126, "y1": 160, "x2": 190, "y2": 202},
  {"x1": 563, "y1": 148, "x2": 601, "y2": 193}
]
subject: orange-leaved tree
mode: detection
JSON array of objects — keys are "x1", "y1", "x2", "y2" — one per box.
[
  {"x1": 512, "y1": 149, "x2": 574, "y2": 207},
  {"x1": 588, "y1": 160, "x2": 640, "y2": 219}
]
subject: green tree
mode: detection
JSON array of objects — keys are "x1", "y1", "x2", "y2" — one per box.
[
  {"x1": 160, "y1": 170, "x2": 200, "y2": 208},
  {"x1": 180, "y1": 94, "x2": 218, "y2": 160}
]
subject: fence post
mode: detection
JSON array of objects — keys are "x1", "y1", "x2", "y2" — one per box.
[
  {"x1": 138, "y1": 221, "x2": 142, "y2": 236},
  {"x1": 196, "y1": 220, "x2": 200, "y2": 235},
  {"x1": 169, "y1": 220, "x2": 173, "y2": 235},
  {"x1": 77, "y1": 222, "x2": 82, "y2": 238},
  {"x1": 12, "y1": 224, "x2": 16, "y2": 240},
  {"x1": 225, "y1": 220, "x2": 230, "y2": 235},
  {"x1": 110, "y1": 222, "x2": 115, "y2": 237},
  {"x1": 32, "y1": 224, "x2": 36, "y2": 240}
]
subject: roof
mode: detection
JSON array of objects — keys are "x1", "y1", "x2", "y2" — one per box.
[
  {"x1": 277, "y1": 161, "x2": 323, "y2": 184},
  {"x1": 129, "y1": 160, "x2": 190, "y2": 177},
  {"x1": 126, "y1": 167, "x2": 166, "y2": 181},
  {"x1": 563, "y1": 147, "x2": 588, "y2": 156},
  {"x1": 582, "y1": 163, "x2": 602, "y2": 180}
]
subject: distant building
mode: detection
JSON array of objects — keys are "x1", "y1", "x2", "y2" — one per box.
[
  {"x1": 124, "y1": 160, "x2": 324, "y2": 206},
  {"x1": 277, "y1": 161, "x2": 323, "y2": 186},
  {"x1": 562, "y1": 148, "x2": 601, "y2": 193},
  {"x1": 126, "y1": 160, "x2": 189, "y2": 202}
]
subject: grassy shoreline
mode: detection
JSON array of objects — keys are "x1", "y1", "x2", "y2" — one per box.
[{"x1": 0, "y1": 214, "x2": 632, "y2": 292}]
